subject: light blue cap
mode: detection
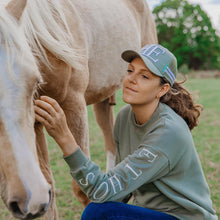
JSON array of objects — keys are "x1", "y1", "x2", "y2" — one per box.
[{"x1": 121, "y1": 44, "x2": 177, "y2": 86}]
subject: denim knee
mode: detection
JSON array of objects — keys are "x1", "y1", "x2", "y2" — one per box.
[{"x1": 81, "y1": 202, "x2": 103, "y2": 220}]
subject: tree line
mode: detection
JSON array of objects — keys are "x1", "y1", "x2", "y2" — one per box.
[{"x1": 152, "y1": 0, "x2": 220, "y2": 71}]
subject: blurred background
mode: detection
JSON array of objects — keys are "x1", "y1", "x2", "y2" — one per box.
[{"x1": 148, "y1": 0, "x2": 220, "y2": 73}]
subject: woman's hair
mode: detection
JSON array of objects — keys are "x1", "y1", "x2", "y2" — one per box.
[{"x1": 160, "y1": 78, "x2": 203, "y2": 130}]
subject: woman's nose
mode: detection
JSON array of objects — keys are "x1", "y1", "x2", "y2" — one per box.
[{"x1": 128, "y1": 72, "x2": 137, "y2": 83}]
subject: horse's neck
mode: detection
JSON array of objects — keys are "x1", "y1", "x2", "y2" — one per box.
[{"x1": 23, "y1": 0, "x2": 86, "y2": 71}]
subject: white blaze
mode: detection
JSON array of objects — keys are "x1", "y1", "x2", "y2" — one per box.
[{"x1": 0, "y1": 47, "x2": 50, "y2": 214}]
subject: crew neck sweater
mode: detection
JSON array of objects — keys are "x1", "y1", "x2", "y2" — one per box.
[{"x1": 64, "y1": 103, "x2": 217, "y2": 220}]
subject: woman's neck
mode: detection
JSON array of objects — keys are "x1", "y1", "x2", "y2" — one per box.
[{"x1": 131, "y1": 101, "x2": 159, "y2": 125}]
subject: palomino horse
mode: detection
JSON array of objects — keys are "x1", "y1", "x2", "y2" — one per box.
[
  {"x1": 0, "y1": 3, "x2": 52, "y2": 220},
  {"x1": 1, "y1": 0, "x2": 158, "y2": 219}
]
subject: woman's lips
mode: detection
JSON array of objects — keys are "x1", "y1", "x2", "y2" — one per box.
[{"x1": 125, "y1": 87, "x2": 138, "y2": 93}]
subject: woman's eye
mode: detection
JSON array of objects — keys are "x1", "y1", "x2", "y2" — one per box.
[
  {"x1": 142, "y1": 75, "x2": 148, "y2": 79},
  {"x1": 127, "y1": 69, "x2": 133, "y2": 73}
]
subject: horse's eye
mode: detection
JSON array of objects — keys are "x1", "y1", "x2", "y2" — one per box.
[
  {"x1": 36, "y1": 76, "x2": 43, "y2": 84},
  {"x1": 35, "y1": 79, "x2": 41, "y2": 89}
]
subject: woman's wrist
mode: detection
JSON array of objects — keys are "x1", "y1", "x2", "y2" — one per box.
[
  {"x1": 56, "y1": 131, "x2": 79, "y2": 157},
  {"x1": 61, "y1": 143, "x2": 79, "y2": 157}
]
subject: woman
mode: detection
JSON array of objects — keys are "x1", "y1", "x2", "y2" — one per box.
[{"x1": 34, "y1": 44, "x2": 217, "y2": 220}]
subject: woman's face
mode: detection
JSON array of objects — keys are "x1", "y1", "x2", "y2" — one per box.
[{"x1": 123, "y1": 57, "x2": 162, "y2": 106}]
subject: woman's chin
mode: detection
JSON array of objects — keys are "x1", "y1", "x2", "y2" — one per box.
[{"x1": 123, "y1": 96, "x2": 134, "y2": 105}]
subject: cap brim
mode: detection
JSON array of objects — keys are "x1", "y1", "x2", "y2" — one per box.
[
  {"x1": 121, "y1": 50, "x2": 163, "y2": 78},
  {"x1": 121, "y1": 50, "x2": 141, "y2": 63}
]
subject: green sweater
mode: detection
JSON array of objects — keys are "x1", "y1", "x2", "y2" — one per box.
[{"x1": 64, "y1": 103, "x2": 217, "y2": 220}]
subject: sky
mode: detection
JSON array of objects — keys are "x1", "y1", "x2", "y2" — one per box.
[
  {"x1": 1, "y1": 0, "x2": 220, "y2": 32},
  {"x1": 147, "y1": 0, "x2": 220, "y2": 32}
]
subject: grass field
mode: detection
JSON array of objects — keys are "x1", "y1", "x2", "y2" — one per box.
[{"x1": 0, "y1": 77, "x2": 219, "y2": 219}]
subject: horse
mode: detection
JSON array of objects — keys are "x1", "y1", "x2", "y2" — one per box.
[
  {"x1": 0, "y1": 0, "x2": 158, "y2": 219},
  {"x1": 0, "y1": 3, "x2": 53, "y2": 220}
]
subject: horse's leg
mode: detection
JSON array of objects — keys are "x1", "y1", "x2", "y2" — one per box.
[
  {"x1": 93, "y1": 98, "x2": 116, "y2": 171},
  {"x1": 61, "y1": 93, "x2": 90, "y2": 207},
  {"x1": 34, "y1": 123, "x2": 59, "y2": 220}
]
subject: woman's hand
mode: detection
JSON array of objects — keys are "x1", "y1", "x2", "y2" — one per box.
[{"x1": 34, "y1": 96, "x2": 79, "y2": 156}]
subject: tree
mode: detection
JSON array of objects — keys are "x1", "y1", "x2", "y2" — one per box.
[{"x1": 153, "y1": 0, "x2": 220, "y2": 70}]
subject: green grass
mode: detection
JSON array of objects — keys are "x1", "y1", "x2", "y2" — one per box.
[
  {"x1": 185, "y1": 78, "x2": 220, "y2": 216},
  {"x1": 0, "y1": 78, "x2": 219, "y2": 219}
]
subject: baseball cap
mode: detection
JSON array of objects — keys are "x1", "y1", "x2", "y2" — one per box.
[{"x1": 121, "y1": 44, "x2": 177, "y2": 86}]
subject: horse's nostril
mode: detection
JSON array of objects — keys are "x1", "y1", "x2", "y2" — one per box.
[
  {"x1": 49, "y1": 188, "x2": 52, "y2": 203},
  {"x1": 38, "y1": 203, "x2": 48, "y2": 214},
  {"x1": 10, "y1": 201, "x2": 23, "y2": 216},
  {"x1": 38, "y1": 189, "x2": 51, "y2": 214}
]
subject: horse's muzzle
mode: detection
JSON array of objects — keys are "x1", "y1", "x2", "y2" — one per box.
[{"x1": 9, "y1": 189, "x2": 51, "y2": 219}]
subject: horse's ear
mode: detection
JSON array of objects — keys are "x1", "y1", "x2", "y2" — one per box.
[{"x1": 6, "y1": 0, "x2": 28, "y2": 22}]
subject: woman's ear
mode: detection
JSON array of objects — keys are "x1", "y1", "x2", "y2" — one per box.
[{"x1": 157, "y1": 83, "x2": 170, "y2": 99}]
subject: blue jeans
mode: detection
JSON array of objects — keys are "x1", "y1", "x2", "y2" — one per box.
[{"x1": 81, "y1": 202, "x2": 178, "y2": 220}]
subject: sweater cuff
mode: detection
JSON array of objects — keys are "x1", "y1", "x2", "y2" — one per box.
[{"x1": 63, "y1": 148, "x2": 88, "y2": 170}]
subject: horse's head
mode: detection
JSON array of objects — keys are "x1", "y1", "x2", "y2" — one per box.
[{"x1": 0, "y1": 0, "x2": 51, "y2": 219}]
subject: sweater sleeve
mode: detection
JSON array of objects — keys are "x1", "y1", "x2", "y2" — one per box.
[{"x1": 64, "y1": 145, "x2": 170, "y2": 203}]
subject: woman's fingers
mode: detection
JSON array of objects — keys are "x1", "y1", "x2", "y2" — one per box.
[
  {"x1": 34, "y1": 105, "x2": 53, "y2": 124},
  {"x1": 34, "y1": 96, "x2": 66, "y2": 130},
  {"x1": 40, "y1": 96, "x2": 63, "y2": 113},
  {"x1": 35, "y1": 109, "x2": 51, "y2": 127},
  {"x1": 34, "y1": 99, "x2": 57, "y2": 117}
]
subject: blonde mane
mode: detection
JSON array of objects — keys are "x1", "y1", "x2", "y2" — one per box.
[
  {"x1": 23, "y1": 0, "x2": 85, "y2": 70},
  {"x1": 0, "y1": 7, "x2": 35, "y2": 79}
]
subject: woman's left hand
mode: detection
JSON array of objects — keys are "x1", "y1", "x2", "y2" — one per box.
[{"x1": 34, "y1": 96, "x2": 78, "y2": 156}]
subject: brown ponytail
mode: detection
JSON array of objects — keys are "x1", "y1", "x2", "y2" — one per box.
[{"x1": 160, "y1": 78, "x2": 203, "y2": 130}]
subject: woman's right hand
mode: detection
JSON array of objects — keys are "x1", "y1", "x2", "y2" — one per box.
[{"x1": 34, "y1": 96, "x2": 79, "y2": 156}]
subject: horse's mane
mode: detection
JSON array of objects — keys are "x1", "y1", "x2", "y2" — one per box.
[
  {"x1": 0, "y1": 7, "x2": 35, "y2": 80},
  {"x1": 23, "y1": 0, "x2": 85, "y2": 70}
]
